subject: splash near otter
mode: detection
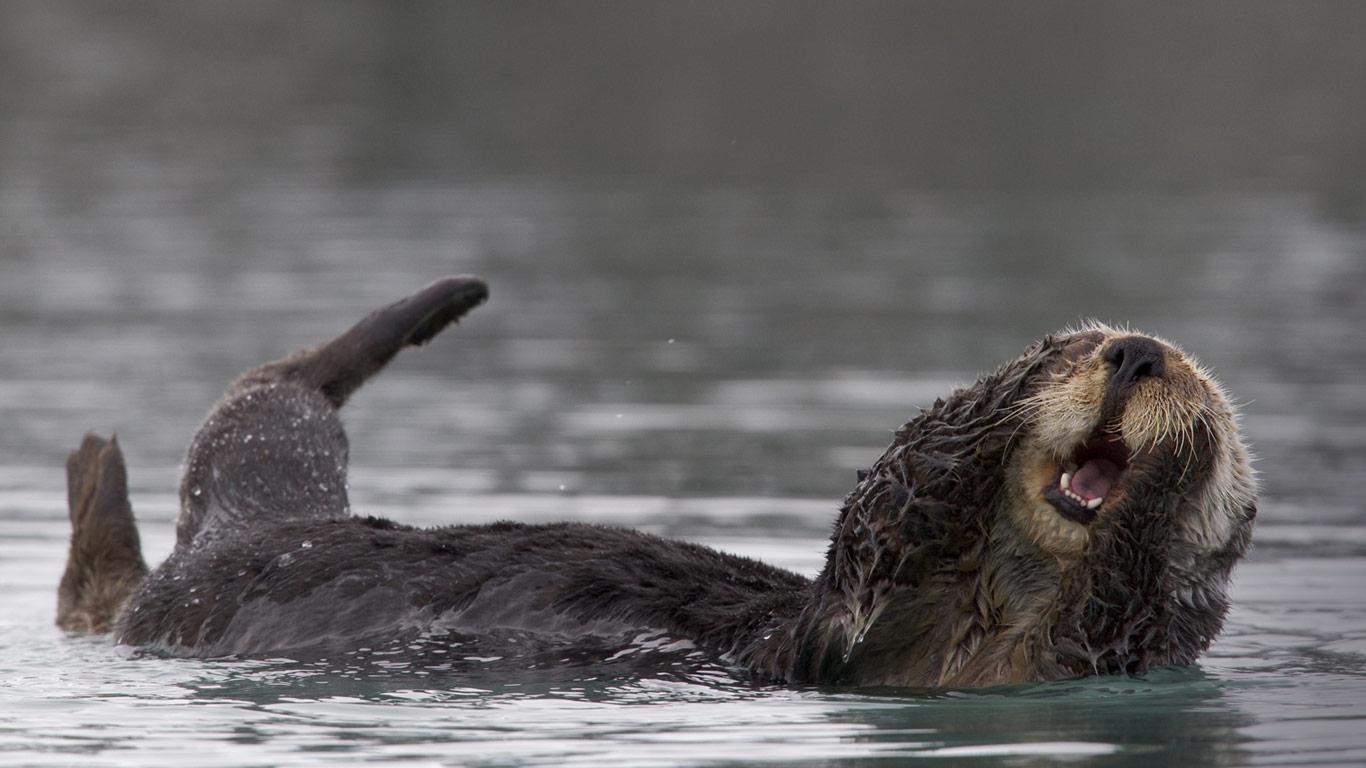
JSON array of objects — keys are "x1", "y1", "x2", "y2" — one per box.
[{"x1": 55, "y1": 278, "x2": 1256, "y2": 688}]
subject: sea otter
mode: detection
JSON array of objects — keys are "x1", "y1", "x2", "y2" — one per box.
[{"x1": 56, "y1": 276, "x2": 1256, "y2": 687}]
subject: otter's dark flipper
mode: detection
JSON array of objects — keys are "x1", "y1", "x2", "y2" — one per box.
[
  {"x1": 242, "y1": 275, "x2": 489, "y2": 407},
  {"x1": 174, "y1": 276, "x2": 489, "y2": 550},
  {"x1": 57, "y1": 433, "x2": 148, "y2": 633}
]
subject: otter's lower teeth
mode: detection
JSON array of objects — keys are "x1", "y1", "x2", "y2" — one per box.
[
  {"x1": 1060, "y1": 486, "x2": 1105, "y2": 510},
  {"x1": 1059, "y1": 469, "x2": 1108, "y2": 510}
]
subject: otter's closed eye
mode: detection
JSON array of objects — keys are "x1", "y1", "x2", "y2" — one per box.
[{"x1": 56, "y1": 285, "x2": 1255, "y2": 689}]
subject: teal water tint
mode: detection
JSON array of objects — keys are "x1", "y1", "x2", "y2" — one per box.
[{"x1": 3, "y1": 494, "x2": 1365, "y2": 767}]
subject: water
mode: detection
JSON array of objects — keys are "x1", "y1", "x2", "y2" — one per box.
[{"x1": 3, "y1": 3, "x2": 1366, "y2": 767}]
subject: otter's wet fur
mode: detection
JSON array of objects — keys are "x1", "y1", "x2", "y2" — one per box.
[{"x1": 56, "y1": 277, "x2": 1256, "y2": 688}]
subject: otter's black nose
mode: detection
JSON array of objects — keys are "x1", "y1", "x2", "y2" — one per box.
[{"x1": 1102, "y1": 336, "x2": 1166, "y2": 392}]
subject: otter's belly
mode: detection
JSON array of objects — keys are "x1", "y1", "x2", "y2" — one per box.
[
  {"x1": 114, "y1": 517, "x2": 803, "y2": 659},
  {"x1": 203, "y1": 571, "x2": 652, "y2": 658}
]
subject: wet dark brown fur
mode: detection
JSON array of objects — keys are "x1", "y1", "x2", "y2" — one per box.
[
  {"x1": 57, "y1": 279, "x2": 1256, "y2": 688},
  {"x1": 738, "y1": 328, "x2": 1255, "y2": 685},
  {"x1": 57, "y1": 435, "x2": 148, "y2": 633}
]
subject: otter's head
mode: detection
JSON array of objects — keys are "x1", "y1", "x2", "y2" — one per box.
[
  {"x1": 1002, "y1": 324, "x2": 1257, "y2": 676},
  {"x1": 777, "y1": 324, "x2": 1255, "y2": 686},
  {"x1": 1006, "y1": 324, "x2": 1256, "y2": 563}
]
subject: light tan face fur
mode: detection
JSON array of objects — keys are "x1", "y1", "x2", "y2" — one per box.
[{"x1": 1004, "y1": 324, "x2": 1255, "y2": 560}]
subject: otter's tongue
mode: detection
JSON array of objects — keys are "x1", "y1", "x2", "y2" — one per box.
[{"x1": 1070, "y1": 458, "x2": 1119, "y2": 502}]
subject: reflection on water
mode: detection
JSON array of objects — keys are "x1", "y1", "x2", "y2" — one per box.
[
  {"x1": 4, "y1": 184, "x2": 1362, "y2": 512},
  {"x1": 3, "y1": 2, "x2": 1366, "y2": 766}
]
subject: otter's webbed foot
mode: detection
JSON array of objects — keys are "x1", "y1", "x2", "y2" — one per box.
[
  {"x1": 244, "y1": 275, "x2": 489, "y2": 407},
  {"x1": 387, "y1": 275, "x2": 490, "y2": 349},
  {"x1": 57, "y1": 433, "x2": 149, "y2": 633},
  {"x1": 171, "y1": 277, "x2": 489, "y2": 549}
]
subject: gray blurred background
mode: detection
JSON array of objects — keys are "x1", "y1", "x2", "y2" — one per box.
[
  {"x1": 6, "y1": 2, "x2": 1365, "y2": 201},
  {"x1": 2, "y1": 1, "x2": 1364, "y2": 530}
]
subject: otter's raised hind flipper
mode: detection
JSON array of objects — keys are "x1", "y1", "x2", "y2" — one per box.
[
  {"x1": 241, "y1": 275, "x2": 489, "y2": 407},
  {"x1": 174, "y1": 276, "x2": 489, "y2": 550},
  {"x1": 57, "y1": 433, "x2": 148, "y2": 633}
]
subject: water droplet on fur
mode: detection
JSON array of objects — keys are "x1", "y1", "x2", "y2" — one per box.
[
  {"x1": 300, "y1": 540, "x2": 313, "y2": 549},
  {"x1": 192, "y1": 487, "x2": 202, "y2": 497}
]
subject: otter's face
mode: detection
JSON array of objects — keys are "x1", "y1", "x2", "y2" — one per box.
[{"x1": 1005, "y1": 325, "x2": 1256, "y2": 561}]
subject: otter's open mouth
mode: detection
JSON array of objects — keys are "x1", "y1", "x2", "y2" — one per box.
[{"x1": 1043, "y1": 430, "x2": 1130, "y2": 525}]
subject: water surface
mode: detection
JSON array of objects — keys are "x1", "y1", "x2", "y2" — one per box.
[{"x1": 4, "y1": 184, "x2": 1365, "y2": 767}]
